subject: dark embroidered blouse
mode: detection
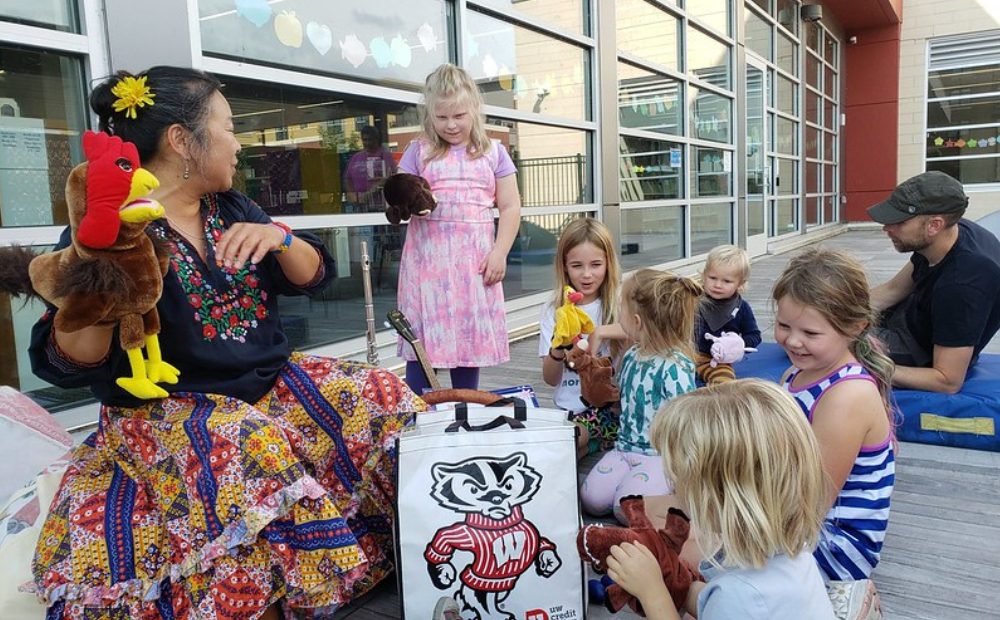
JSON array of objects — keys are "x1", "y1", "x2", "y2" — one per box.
[{"x1": 29, "y1": 190, "x2": 336, "y2": 408}]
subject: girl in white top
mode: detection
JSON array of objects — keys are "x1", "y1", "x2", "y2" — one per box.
[
  {"x1": 606, "y1": 380, "x2": 836, "y2": 620},
  {"x1": 539, "y1": 218, "x2": 622, "y2": 458}
]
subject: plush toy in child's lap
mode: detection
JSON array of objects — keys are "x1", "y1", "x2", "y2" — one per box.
[{"x1": 0, "y1": 131, "x2": 177, "y2": 399}]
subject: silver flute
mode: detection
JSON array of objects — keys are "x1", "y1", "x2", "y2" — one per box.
[{"x1": 361, "y1": 240, "x2": 379, "y2": 366}]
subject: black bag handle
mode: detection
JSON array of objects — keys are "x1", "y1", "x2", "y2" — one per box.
[{"x1": 446, "y1": 397, "x2": 527, "y2": 433}]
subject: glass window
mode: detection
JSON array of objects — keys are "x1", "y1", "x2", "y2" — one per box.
[
  {"x1": 805, "y1": 20, "x2": 820, "y2": 53},
  {"x1": 691, "y1": 203, "x2": 732, "y2": 254},
  {"x1": 0, "y1": 0, "x2": 78, "y2": 32},
  {"x1": 620, "y1": 205, "x2": 684, "y2": 270},
  {"x1": 748, "y1": 0, "x2": 770, "y2": 13},
  {"x1": 506, "y1": 212, "x2": 583, "y2": 299},
  {"x1": 466, "y1": 10, "x2": 590, "y2": 121},
  {"x1": 776, "y1": 31, "x2": 797, "y2": 76},
  {"x1": 616, "y1": 0, "x2": 680, "y2": 72},
  {"x1": 805, "y1": 89, "x2": 820, "y2": 125},
  {"x1": 825, "y1": 34, "x2": 838, "y2": 65},
  {"x1": 805, "y1": 161, "x2": 819, "y2": 194},
  {"x1": 617, "y1": 63, "x2": 682, "y2": 136},
  {"x1": 689, "y1": 86, "x2": 732, "y2": 143},
  {"x1": 773, "y1": 197, "x2": 797, "y2": 234},
  {"x1": 476, "y1": 0, "x2": 590, "y2": 35},
  {"x1": 619, "y1": 136, "x2": 683, "y2": 202},
  {"x1": 691, "y1": 146, "x2": 732, "y2": 197},
  {"x1": 805, "y1": 125, "x2": 820, "y2": 159},
  {"x1": 775, "y1": 74, "x2": 797, "y2": 115},
  {"x1": 824, "y1": 98, "x2": 837, "y2": 131},
  {"x1": 197, "y1": 0, "x2": 448, "y2": 88},
  {"x1": 775, "y1": 157, "x2": 797, "y2": 195},
  {"x1": 806, "y1": 53, "x2": 821, "y2": 89},
  {"x1": 0, "y1": 44, "x2": 87, "y2": 228},
  {"x1": 686, "y1": 0, "x2": 730, "y2": 37},
  {"x1": 491, "y1": 118, "x2": 592, "y2": 207},
  {"x1": 805, "y1": 195, "x2": 820, "y2": 225},
  {"x1": 745, "y1": 8, "x2": 772, "y2": 61},
  {"x1": 823, "y1": 129, "x2": 836, "y2": 161},
  {"x1": 775, "y1": 0, "x2": 798, "y2": 36},
  {"x1": 688, "y1": 27, "x2": 731, "y2": 89},
  {"x1": 774, "y1": 116, "x2": 797, "y2": 155}
]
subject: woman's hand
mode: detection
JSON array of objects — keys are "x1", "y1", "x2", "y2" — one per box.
[
  {"x1": 607, "y1": 542, "x2": 677, "y2": 619},
  {"x1": 479, "y1": 248, "x2": 508, "y2": 286},
  {"x1": 215, "y1": 223, "x2": 286, "y2": 268}
]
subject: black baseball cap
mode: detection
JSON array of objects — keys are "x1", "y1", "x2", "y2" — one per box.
[{"x1": 867, "y1": 171, "x2": 969, "y2": 225}]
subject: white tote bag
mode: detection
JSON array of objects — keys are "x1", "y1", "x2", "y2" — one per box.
[{"x1": 396, "y1": 399, "x2": 586, "y2": 620}]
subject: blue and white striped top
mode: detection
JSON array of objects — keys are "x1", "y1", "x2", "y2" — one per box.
[{"x1": 783, "y1": 363, "x2": 895, "y2": 581}]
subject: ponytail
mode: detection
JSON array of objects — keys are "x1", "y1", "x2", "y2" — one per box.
[{"x1": 852, "y1": 331, "x2": 899, "y2": 443}]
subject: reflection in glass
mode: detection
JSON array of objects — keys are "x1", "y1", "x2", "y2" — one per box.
[
  {"x1": 490, "y1": 119, "x2": 591, "y2": 207},
  {"x1": 466, "y1": 10, "x2": 589, "y2": 121},
  {"x1": 0, "y1": 45, "x2": 87, "y2": 228},
  {"x1": 691, "y1": 203, "x2": 733, "y2": 255},
  {"x1": 506, "y1": 213, "x2": 583, "y2": 299},
  {"x1": 774, "y1": 197, "x2": 797, "y2": 234},
  {"x1": 824, "y1": 98, "x2": 837, "y2": 131},
  {"x1": 688, "y1": 27, "x2": 731, "y2": 90},
  {"x1": 776, "y1": 0, "x2": 799, "y2": 36},
  {"x1": 806, "y1": 125, "x2": 820, "y2": 159},
  {"x1": 617, "y1": 0, "x2": 680, "y2": 72},
  {"x1": 474, "y1": 0, "x2": 589, "y2": 35},
  {"x1": 620, "y1": 206, "x2": 684, "y2": 270},
  {"x1": 775, "y1": 157, "x2": 797, "y2": 195},
  {"x1": 806, "y1": 90, "x2": 820, "y2": 125},
  {"x1": 775, "y1": 74, "x2": 797, "y2": 115},
  {"x1": 746, "y1": 64, "x2": 766, "y2": 237},
  {"x1": 0, "y1": 0, "x2": 77, "y2": 32},
  {"x1": 777, "y1": 31, "x2": 797, "y2": 76},
  {"x1": 689, "y1": 86, "x2": 732, "y2": 143},
  {"x1": 806, "y1": 196, "x2": 820, "y2": 225},
  {"x1": 806, "y1": 161, "x2": 819, "y2": 195},
  {"x1": 686, "y1": 0, "x2": 730, "y2": 36},
  {"x1": 619, "y1": 136, "x2": 683, "y2": 202},
  {"x1": 618, "y1": 63, "x2": 682, "y2": 136},
  {"x1": 691, "y1": 147, "x2": 732, "y2": 198},
  {"x1": 774, "y1": 116, "x2": 797, "y2": 155},
  {"x1": 198, "y1": 0, "x2": 448, "y2": 88},
  {"x1": 745, "y1": 8, "x2": 772, "y2": 61},
  {"x1": 823, "y1": 129, "x2": 836, "y2": 161}
]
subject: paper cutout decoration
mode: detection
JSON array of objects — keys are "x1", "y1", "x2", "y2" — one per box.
[
  {"x1": 418, "y1": 22, "x2": 439, "y2": 52},
  {"x1": 391, "y1": 35, "x2": 412, "y2": 68},
  {"x1": 370, "y1": 36, "x2": 393, "y2": 68},
  {"x1": 340, "y1": 34, "x2": 367, "y2": 68},
  {"x1": 235, "y1": 0, "x2": 271, "y2": 28},
  {"x1": 482, "y1": 54, "x2": 499, "y2": 79},
  {"x1": 274, "y1": 11, "x2": 303, "y2": 48},
  {"x1": 969, "y1": 139, "x2": 978, "y2": 148},
  {"x1": 956, "y1": 139, "x2": 966, "y2": 148},
  {"x1": 933, "y1": 137, "x2": 944, "y2": 146},
  {"x1": 990, "y1": 137, "x2": 997, "y2": 146},
  {"x1": 979, "y1": 139, "x2": 988, "y2": 147},
  {"x1": 307, "y1": 22, "x2": 333, "y2": 55},
  {"x1": 945, "y1": 140, "x2": 955, "y2": 147}
]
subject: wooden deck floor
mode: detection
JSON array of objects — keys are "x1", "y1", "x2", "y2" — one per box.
[{"x1": 336, "y1": 229, "x2": 1000, "y2": 620}]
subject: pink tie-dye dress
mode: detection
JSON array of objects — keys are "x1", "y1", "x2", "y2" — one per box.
[{"x1": 396, "y1": 139, "x2": 514, "y2": 367}]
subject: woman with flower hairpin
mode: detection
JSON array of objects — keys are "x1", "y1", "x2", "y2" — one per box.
[{"x1": 27, "y1": 66, "x2": 424, "y2": 620}]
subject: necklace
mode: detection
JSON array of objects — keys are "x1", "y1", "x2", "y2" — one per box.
[{"x1": 166, "y1": 216, "x2": 207, "y2": 255}]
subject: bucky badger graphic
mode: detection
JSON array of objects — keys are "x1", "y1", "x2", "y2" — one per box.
[{"x1": 424, "y1": 452, "x2": 562, "y2": 620}]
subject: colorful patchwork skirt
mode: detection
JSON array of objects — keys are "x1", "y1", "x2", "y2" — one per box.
[{"x1": 31, "y1": 353, "x2": 424, "y2": 620}]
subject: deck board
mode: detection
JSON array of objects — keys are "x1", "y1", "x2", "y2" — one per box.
[{"x1": 335, "y1": 229, "x2": 1000, "y2": 620}]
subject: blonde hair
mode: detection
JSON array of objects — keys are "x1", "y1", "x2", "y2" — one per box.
[
  {"x1": 622, "y1": 268, "x2": 702, "y2": 360},
  {"x1": 651, "y1": 379, "x2": 827, "y2": 569},
  {"x1": 703, "y1": 244, "x2": 751, "y2": 292},
  {"x1": 772, "y1": 247, "x2": 896, "y2": 432},
  {"x1": 419, "y1": 63, "x2": 491, "y2": 161},
  {"x1": 553, "y1": 217, "x2": 621, "y2": 329}
]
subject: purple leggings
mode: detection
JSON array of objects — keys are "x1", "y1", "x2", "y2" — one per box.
[
  {"x1": 580, "y1": 448, "x2": 673, "y2": 525},
  {"x1": 405, "y1": 362, "x2": 480, "y2": 394}
]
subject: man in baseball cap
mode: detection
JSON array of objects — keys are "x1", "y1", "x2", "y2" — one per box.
[{"x1": 869, "y1": 171, "x2": 1000, "y2": 393}]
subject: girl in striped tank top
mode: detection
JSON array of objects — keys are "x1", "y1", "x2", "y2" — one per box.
[{"x1": 772, "y1": 247, "x2": 896, "y2": 586}]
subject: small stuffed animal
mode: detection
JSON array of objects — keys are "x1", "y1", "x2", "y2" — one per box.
[
  {"x1": 0, "y1": 131, "x2": 178, "y2": 400},
  {"x1": 551, "y1": 285, "x2": 594, "y2": 349},
  {"x1": 383, "y1": 172, "x2": 437, "y2": 225},
  {"x1": 566, "y1": 339, "x2": 619, "y2": 408},
  {"x1": 577, "y1": 496, "x2": 701, "y2": 615},
  {"x1": 705, "y1": 331, "x2": 757, "y2": 366}
]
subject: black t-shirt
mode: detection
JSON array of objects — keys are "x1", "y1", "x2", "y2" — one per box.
[
  {"x1": 30, "y1": 190, "x2": 336, "y2": 408},
  {"x1": 906, "y1": 218, "x2": 1000, "y2": 363}
]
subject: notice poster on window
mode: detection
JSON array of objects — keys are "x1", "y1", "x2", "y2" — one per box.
[{"x1": 0, "y1": 115, "x2": 53, "y2": 227}]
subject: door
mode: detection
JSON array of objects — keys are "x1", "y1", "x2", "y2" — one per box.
[{"x1": 745, "y1": 56, "x2": 768, "y2": 256}]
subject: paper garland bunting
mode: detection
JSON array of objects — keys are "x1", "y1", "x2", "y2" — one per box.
[{"x1": 928, "y1": 133, "x2": 1000, "y2": 150}]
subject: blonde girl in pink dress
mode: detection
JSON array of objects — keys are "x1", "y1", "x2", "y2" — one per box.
[{"x1": 396, "y1": 63, "x2": 522, "y2": 393}]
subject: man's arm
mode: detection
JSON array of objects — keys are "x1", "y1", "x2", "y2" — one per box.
[
  {"x1": 871, "y1": 262, "x2": 915, "y2": 312},
  {"x1": 892, "y1": 344, "x2": 974, "y2": 393}
]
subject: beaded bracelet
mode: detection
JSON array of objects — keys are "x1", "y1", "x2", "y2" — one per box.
[{"x1": 270, "y1": 221, "x2": 293, "y2": 254}]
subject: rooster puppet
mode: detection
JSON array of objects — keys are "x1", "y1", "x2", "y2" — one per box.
[{"x1": 0, "y1": 131, "x2": 178, "y2": 399}]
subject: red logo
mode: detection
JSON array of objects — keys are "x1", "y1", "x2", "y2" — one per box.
[{"x1": 526, "y1": 610, "x2": 549, "y2": 620}]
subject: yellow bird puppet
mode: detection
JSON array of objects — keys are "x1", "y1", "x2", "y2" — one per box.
[{"x1": 551, "y1": 285, "x2": 595, "y2": 349}]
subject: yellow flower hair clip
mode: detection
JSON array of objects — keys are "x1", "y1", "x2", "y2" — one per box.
[{"x1": 111, "y1": 76, "x2": 155, "y2": 119}]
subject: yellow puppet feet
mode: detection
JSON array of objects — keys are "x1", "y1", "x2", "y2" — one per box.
[
  {"x1": 143, "y1": 334, "x2": 180, "y2": 384},
  {"x1": 117, "y1": 346, "x2": 169, "y2": 399}
]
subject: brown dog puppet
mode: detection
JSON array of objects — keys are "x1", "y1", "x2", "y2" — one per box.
[
  {"x1": 566, "y1": 339, "x2": 619, "y2": 408},
  {"x1": 577, "y1": 496, "x2": 701, "y2": 615},
  {"x1": 383, "y1": 172, "x2": 437, "y2": 225}
]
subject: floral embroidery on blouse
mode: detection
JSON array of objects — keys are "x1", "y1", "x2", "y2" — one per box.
[{"x1": 151, "y1": 194, "x2": 269, "y2": 342}]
